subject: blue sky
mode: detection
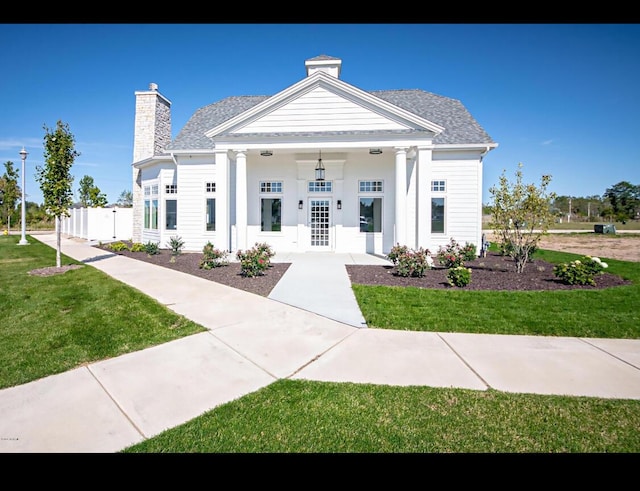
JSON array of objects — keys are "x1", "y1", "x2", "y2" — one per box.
[{"x1": 1, "y1": 23, "x2": 639, "y2": 206}]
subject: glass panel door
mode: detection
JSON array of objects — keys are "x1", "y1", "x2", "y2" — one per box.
[{"x1": 309, "y1": 199, "x2": 331, "y2": 249}]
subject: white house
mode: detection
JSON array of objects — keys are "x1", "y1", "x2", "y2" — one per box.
[{"x1": 132, "y1": 54, "x2": 497, "y2": 256}]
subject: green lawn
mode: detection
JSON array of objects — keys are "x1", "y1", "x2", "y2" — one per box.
[
  {"x1": 2, "y1": 233, "x2": 639, "y2": 453},
  {"x1": 353, "y1": 249, "x2": 640, "y2": 339},
  {"x1": 0, "y1": 235, "x2": 206, "y2": 389}
]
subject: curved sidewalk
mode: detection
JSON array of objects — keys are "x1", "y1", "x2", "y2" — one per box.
[{"x1": 1, "y1": 234, "x2": 639, "y2": 453}]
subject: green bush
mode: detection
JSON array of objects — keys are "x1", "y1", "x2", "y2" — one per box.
[
  {"x1": 199, "y1": 242, "x2": 229, "y2": 269},
  {"x1": 129, "y1": 242, "x2": 145, "y2": 252},
  {"x1": 553, "y1": 256, "x2": 608, "y2": 286},
  {"x1": 107, "y1": 241, "x2": 129, "y2": 252},
  {"x1": 144, "y1": 241, "x2": 159, "y2": 256},
  {"x1": 167, "y1": 236, "x2": 185, "y2": 261},
  {"x1": 447, "y1": 266, "x2": 472, "y2": 287},
  {"x1": 461, "y1": 242, "x2": 477, "y2": 261}
]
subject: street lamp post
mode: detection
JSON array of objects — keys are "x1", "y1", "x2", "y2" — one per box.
[{"x1": 18, "y1": 147, "x2": 28, "y2": 245}]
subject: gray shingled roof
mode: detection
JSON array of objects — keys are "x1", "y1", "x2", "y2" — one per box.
[{"x1": 167, "y1": 88, "x2": 494, "y2": 151}]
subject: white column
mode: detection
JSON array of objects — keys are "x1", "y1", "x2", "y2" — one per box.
[
  {"x1": 235, "y1": 150, "x2": 247, "y2": 251},
  {"x1": 215, "y1": 151, "x2": 229, "y2": 251},
  {"x1": 394, "y1": 147, "x2": 408, "y2": 246}
]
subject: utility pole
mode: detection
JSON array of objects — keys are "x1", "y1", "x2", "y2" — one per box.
[
  {"x1": 568, "y1": 198, "x2": 572, "y2": 224},
  {"x1": 588, "y1": 202, "x2": 591, "y2": 219}
]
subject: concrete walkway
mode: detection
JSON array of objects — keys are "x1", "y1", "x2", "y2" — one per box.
[
  {"x1": 1, "y1": 233, "x2": 639, "y2": 453},
  {"x1": 269, "y1": 251, "x2": 390, "y2": 327}
]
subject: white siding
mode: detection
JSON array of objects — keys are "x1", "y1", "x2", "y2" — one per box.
[
  {"x1": 234, "y1": 87, "x2": 409, "y2": 134},
  {"x1": 175, "y1": 159, "x2": 216, "y2": 252},
  {"x1": 429, "y1": 156, "x2": 482, "y2": 252}
]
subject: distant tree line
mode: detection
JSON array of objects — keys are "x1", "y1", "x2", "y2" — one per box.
[{"x1": 485, "y1": 180, "x2": 640, "y2": 223}]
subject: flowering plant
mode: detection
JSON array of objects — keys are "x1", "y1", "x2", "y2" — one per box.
[
  {"x1": 447, "y1": 266, "x2": 472, "y2": 287},
  {"x1": 395, "y1": 247, "x2": 433, "y2": 277},
  {"x1": 437, "y1": 238, "x2": 476, "y2": 268},
  {"x1": 552, "y1": 256, "x2": 608, "y2": 286},
  {"x1": 236, "y1": 242, "x2": 274, "y2": 277},
  {"x1": 199, "y1": 242, "x2": 229, "y2": 269},
  {"x1": 387, "y1": 244, "x2": 433, "y2": 277}
]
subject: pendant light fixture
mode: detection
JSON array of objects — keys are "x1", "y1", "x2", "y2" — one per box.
[{"x1": 315, "y1": 150, "x2": 325, "y2": 181}]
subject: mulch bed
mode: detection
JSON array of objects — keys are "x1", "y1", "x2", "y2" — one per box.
[
  {"x1": 347, "y1": 253, "x2": 631, "y2": 291},
  {"x1": 97, "y1": 245, "x2": 632, "y2": 296}
]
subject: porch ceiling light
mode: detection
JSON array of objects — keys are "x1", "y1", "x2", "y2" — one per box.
[
  {"x1": 260, "y1": 150, "x2": 273, "y2": 157},
  {"x1": 315, "y1": 150, "x2": 325, "y2": 181},
  {"x1": 298, "y1": 200, "x2": 303, "y2": 210},
  {"x1": 369, "y1": 148, "x2": 382, "y2": 155}
]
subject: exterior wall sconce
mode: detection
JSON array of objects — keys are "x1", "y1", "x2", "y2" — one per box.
[
  {"x1": 337, "y1": 200, "x2": 342, "y2": 210},
  {"x1": 260, "y1": 150, "x2": 273, "y2": 157},
  {"x1": 369, "y1": 148, "x2": 382, "y2": 155},
  {"x1": 298, "y1": 200, "x2": 303, "y2": 210},
  {"x1": 315, "y1": 150, "x2": 325, "y2": 181}
]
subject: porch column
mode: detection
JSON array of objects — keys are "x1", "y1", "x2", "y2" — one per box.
[
  {"x1": 235, "y1": 150, "x2": 248, "y2": 251},
  {"x1": 394, "y1": 147, "x2": 408, "y2": 246},
  {"x1": 215, "y1": 150, "x2": 229, "y2": 251}
]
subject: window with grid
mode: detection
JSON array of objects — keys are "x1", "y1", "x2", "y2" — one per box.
[
  {"x1": 165, "y1": 184, "x2": 177, "y2": 194},
  {"x1": 308, "y1": 181, "x2": 333, "y2": 192},
  {"x1": 260, "y1": 181, "x2": 282, "y2": 193},
  {"x1": 431, "y1": 180, "x2": 446, "y2": 192},
  {"x1": 359, "y1": 180, "x2": 383, "y2": 193}
]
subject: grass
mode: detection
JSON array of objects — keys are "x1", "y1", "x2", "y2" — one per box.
[
  {"x1": 2, "y1": 233, "x2": 640, "y2": 453},
  {"x1": 123, "y1": 379, "x2": 640, "y2": 453},
  {"x1": 353, "y1": 248, "x2": 640, "y2": 338},
  {"x1": 0, "y1": 235, "x2": 206, "y2": 389}
]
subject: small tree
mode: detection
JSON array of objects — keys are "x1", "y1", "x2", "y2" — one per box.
[
  {"x1": 78, "y1": 175, "x2": 107, "y2": 207},
  {"x1": 488, "y1": 164, "x2": 556, "y2": 273},
  {"x1": 35, "y1": 120, "x2": 80, "y2": 267},
  {"x1": 117, "y1": 189, "x2": 133, "y2": 207},
  {"x1": 1, "y1": 161, "x2": 20, "y2": 231}
]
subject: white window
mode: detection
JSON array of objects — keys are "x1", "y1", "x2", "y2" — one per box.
[
  {"x1": 144, "y1": 184, "x2": 158, "y2": 230},
  {"x1": 165, "y1": 184, "x2": 177, "y2": 194},
  {"x1": 206, "y1": 199, "x2": 215, "y2": 231},
  {"x1": 359, "y1": 197, "x2": 382, "y2": 233},
  {"x1": 260, "y1": 181, "x2": 282, "y2": 232},
  {"x1": 431, "y1": 180, "x2": 446, "y2": 192},
  {"x1": 165, "y1": 199, "x2": 177, "y2": 230},
  {"x1": 260, "y1": 181, "x2": 282, "y2": 193},
  {"x1": 308, "y1": 181, "x2": 333, "y2": 193},
  {"x1": 359, "y1": 180, "x2": 383, "y2": 193},
  {"x1": 432, "y1": 197, "x2": 445, "y2": 234},
  {"x1": 205, "y1": 182, "x2": 216, "y2": 230}
]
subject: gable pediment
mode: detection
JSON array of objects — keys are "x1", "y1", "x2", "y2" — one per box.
[{"x1": 204, "y1": 71, "x2": 444, "y2": 139}]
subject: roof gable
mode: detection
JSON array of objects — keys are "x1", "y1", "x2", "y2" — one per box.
[{"x1": 203, "y1": 71, "x2": 444, "y2": 139}]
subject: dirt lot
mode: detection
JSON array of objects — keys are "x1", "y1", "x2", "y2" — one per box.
[{"x1": 493, "y1": 233, "x2": 640, "y2": 263}]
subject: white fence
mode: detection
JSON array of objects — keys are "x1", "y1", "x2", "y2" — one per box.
[{"x1": 59, "y1": 207, "x2": 133, "y2": 242}]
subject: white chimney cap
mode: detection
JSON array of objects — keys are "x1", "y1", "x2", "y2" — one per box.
[{"x1": 149, "y1": 83, "x2": 158, "y2": 91}]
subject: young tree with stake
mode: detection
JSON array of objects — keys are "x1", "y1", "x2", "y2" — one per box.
[{"x1": 35, "y1": 120, "x2": 80, "y2": 268}]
